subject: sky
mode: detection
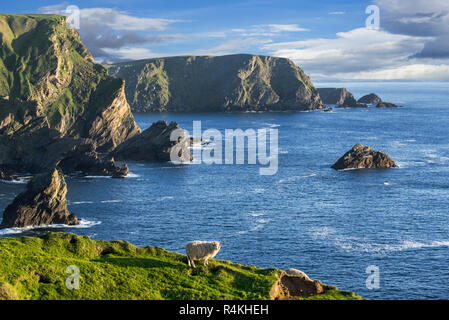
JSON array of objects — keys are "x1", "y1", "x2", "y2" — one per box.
[{"x1": 2, "y1": 0, "x2": 449, "y2": 81}]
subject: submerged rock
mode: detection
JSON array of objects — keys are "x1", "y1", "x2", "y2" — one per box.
[
  {"x1": 113, "y1": 120, "x2": 192, "y2": 162},
  {"x1": 331, "y1": 144, "x2": 398, "y2": 170},
  {"x1": 0, "y1": 168, "x2": 78, "y2": 228},
  {"x1": 358, "y1": 93, "x2": 382, "y2": 104}
]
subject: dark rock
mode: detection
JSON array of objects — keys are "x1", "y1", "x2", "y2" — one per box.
[
  {"x1": 331, "y1": 144, "x2": 398, "y2": 170},
  {"x1": 56, "y1": 140, "x2": 129, "y2": 177},
  {"x1": 336, "y1": 102, "x2": 368, "y2": 108},
  {"x1": 358, "y1": 93, "x2": 382, "y2": 104},
  {"x1": 113, "y1": 121, "x2": 192, "y2": 162},
  {"x1": 376, "y1": 102, "x2": 402, "y2": 108},
  {"x1": 0, "y1": 165, "x2": 14, "y2": 181},
  {"x1": 0, "y1": 168, "x2": 79, "y2": 228}
]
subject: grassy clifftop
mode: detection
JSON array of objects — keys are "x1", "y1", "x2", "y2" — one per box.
[
  {"x1": 107, "y1": 54, "x2": 323, "y2": 112},
  {"x1": 0, "y1": 233, "x2": 362, "y2": 300}
]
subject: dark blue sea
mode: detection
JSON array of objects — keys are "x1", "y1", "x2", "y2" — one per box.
[{"x1": 1, "y1": 81, "x2": 449, "y2": 300}]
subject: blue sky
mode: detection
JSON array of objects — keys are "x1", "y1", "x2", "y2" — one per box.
[{"x1": 3, "y1": 0, "x2": 449, "y2": 80}]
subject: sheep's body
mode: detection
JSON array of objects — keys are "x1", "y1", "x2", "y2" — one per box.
[{"x1": 186, "y1": 241, "x2": 221, "y2": 268}]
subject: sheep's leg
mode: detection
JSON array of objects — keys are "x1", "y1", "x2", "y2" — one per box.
[
  {"x1": 191, "y1": 259, "x2": 196, "y2": 268},
  {"x1": 187, "y1": 256, "x2": 191, "y2": 267},
  {"x1": 204, "y1": 258, "x2": 208, "y2": 266}
]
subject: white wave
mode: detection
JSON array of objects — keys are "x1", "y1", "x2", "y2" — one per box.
[
  {"x1": 279, "y1": 149, "x2": 289, "y2": 154},
  {"x1": 278, "y1": 173, "x2": 316, "y2": 184},
  {"x1": 100, "y1": 200, "x2": 122, "y2": 203},
  {"x1": 309, "y1": 227, "x2": 449, "y2": 254},
  {"x1": 237, "y1": 224, "x2": 263, "y2": 235},
  {"x1": 383, "y1": 182, "x2": 397, "y2": 186},
  {"x1": 253, "y1": 188, "x2": 265, "y2": 194},
  {"x1": 255, "y1": 218, "x2": 270, "y2": 224},
  {"x1": 0, "y1": 218, "x2": 101, "y2": 235},
  {"x1": 155, "y1": 196, "x2": 174, "y2": 201},
  {"x1": 83, "y1": 175, "x2": 112, "y2": 179},
  {"x1": 126, "y1": 172, "x2": 140, "y2": 178},
  {"x1": 69, "y1": 201, "x2": 94, "y2": 205},
  {"x1": 391, "y1": 141, "x2": 407, "y2": 147},
  {"x1": 248, "y1": 211, "x2": 264, "y2": 217},
  {"x1": 0, "y1": 177, "x2": 31, "y2": 184}
]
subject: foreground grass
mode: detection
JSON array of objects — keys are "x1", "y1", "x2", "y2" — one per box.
[{"x1": 0, "y1": 233, "x2": 363, "y2": 300}]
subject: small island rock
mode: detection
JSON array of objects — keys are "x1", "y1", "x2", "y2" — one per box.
[
  {"x1": 357, "y1": 93, "x2": 382, "y2": 104},
  {"x1": 331, "y1": 144, "x2": 398, "y2": 170},
  {"x1": 113, "y1": 120, "x2": 192, "y2": 162},
  {"x1": 376, "y1": 102, "x2": 401, "y2": 108}
]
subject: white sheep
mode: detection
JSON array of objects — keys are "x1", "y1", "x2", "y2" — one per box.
[{"x1": 185, "y1": 241, "x2": 221, "y2": 268}]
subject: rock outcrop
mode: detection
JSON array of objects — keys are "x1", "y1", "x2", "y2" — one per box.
[
  {"x1": 358, "y1": 93, "x2": 382, "y2": 104},
  {"x1": 331, "y1": 144, "x2": 398, "y2": 170},
  {"x1": 317, "y1": 88, "x2": 366, "y2": 108},
  {"x1": 0, "y1": 168, "x2": 78, "y2": 228},
  {"x1": 113, "y1": 120, "x2": 192, "y2": 162},
  {"x1": 0, "y1": 14, "x2": 140, "y2": 177},
  {"x1": 271, "y1": 269, "x2": 324, "y2": 299},
  {"x1": 376, "y1": 102, "x2": 401, "y2": 108},
  {"x1": 107, "y1": 54, "x2": 323, "y2": 112}
]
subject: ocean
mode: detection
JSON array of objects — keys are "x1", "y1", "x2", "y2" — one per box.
[{"x1": 1, "y1": 81, "x2": 449, "y2": 299}]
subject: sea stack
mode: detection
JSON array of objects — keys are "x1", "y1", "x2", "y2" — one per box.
[
  {"x1": 331, "y1": 144, "x2": 398, "y2": 170},
  {"x1": 113, "y1": 120, "x2": 192, "y2": 162},
  {"x1": 0, "y1": 168, "x2": 78, "y2": 228},
  {"x1": 317, "y1": 88, "x2": 366, "y2": 108}
]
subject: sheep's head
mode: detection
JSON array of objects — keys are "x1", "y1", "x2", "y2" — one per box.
[{"x1": 213, "y1": 241, "x2": 221, "y2": 251}]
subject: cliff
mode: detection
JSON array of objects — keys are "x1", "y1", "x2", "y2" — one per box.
[
  {"x1": 107, "y1": 54, "x2": 323, "y2": 112},
  {"x1": 0, "y1": 233, "x2": 363, "y2": 300},
  {"x1": 0, "y1": 14, "x2": 140, "y2": 176}
]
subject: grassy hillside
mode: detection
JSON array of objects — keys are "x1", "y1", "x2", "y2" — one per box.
[
  {"x1": 0, "y1": 233, "x2": 362, "y2": 300},
  {"x1": 107, "y1": 54, "x2": 323, "y2": 112}
]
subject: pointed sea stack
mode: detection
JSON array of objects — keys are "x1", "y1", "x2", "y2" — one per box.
[{"x1": 0, "y1": 168, "x2": 78, "y2": 228}]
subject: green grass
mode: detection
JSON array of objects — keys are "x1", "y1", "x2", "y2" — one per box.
[{"x1": 0, "y1": 233, "x2": 363, "y2": 300}]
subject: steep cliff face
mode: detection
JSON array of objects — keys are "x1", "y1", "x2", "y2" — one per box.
[
  {"x1": 0, "y1": 14, "x2": 140, "y2": 175},
  {"x1": 107, "y1": 54, "x2": 323, "y2": 112}
]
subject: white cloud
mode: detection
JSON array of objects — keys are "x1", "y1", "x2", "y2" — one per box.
[
  {"x1": 189, "y1": 38, "x2": 273, "y2": 56},
  {"x1": 263, "y1": 28, "x2": 431, "y2": 80},
  {"x1": 230, "y1": 24, "x2": 309, "y2": 37},
  {"x1": 344, "y1": 64, "x2": 449, "y2": 80},
  {"x1": 102, "y1": 47, "x2": 158, "y2": 61},
  {"x1": 267, "y1": 24, "x2": 309, "y2": 32},
  {"x1": 79, "y1": 8, "x2": 180, "y2": 31},
  {"x1": 329, "y1": 11, "x2": 345, "y2": 15}
]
